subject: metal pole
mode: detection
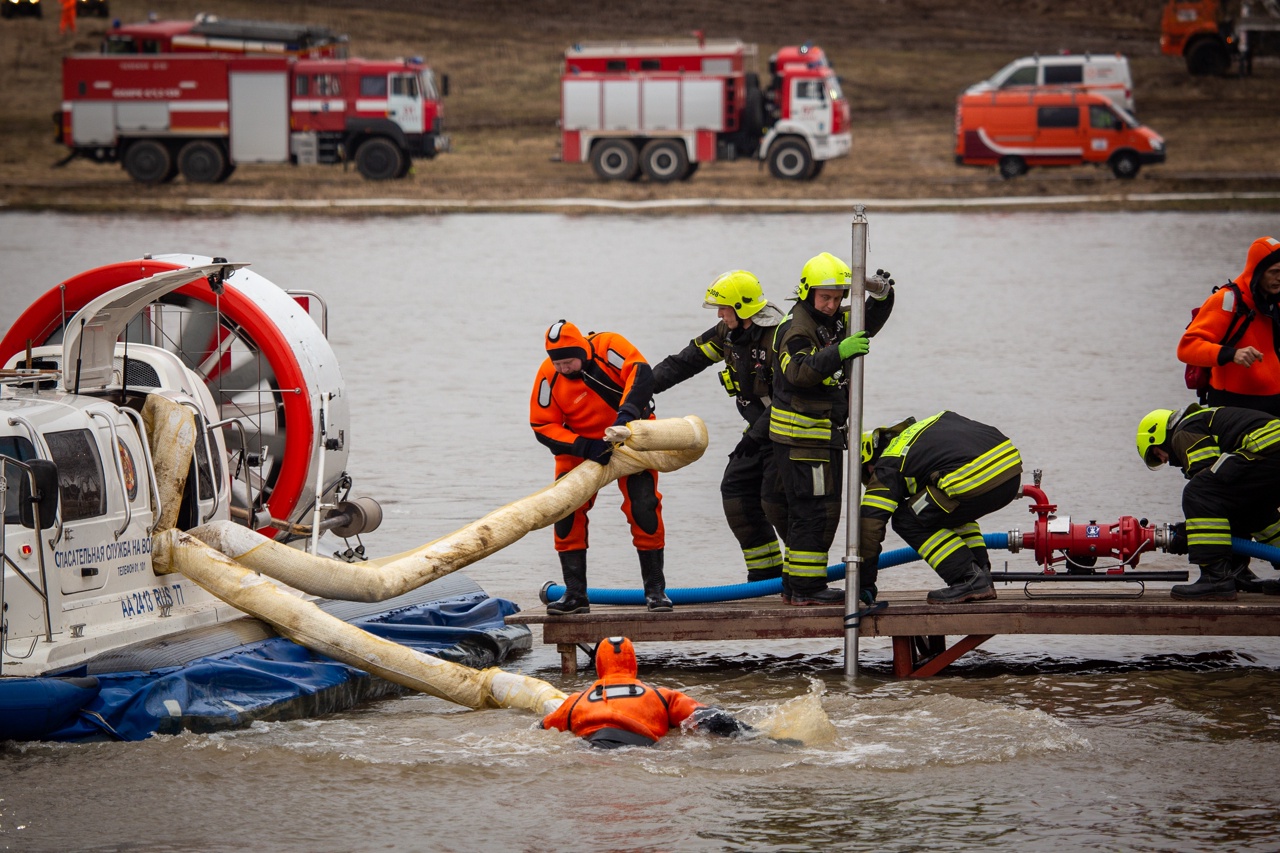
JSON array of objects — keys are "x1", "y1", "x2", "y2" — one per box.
[{"x1": 844, "y1": 206, "x2": 869, "y2": 678}]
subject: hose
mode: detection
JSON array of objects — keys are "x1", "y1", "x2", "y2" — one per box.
[{"x1": 543, "y1": 532, "x2": 1280, "y2": 606}]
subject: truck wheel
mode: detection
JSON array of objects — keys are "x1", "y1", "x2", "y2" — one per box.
[
  {"x1": 1110, "y1": 151, "x2": 1141, "y2": 180},
  {"x1": 640, "y1": 140, "x2": 689, "y2": 183},
  {"x1": 590, "y1": 139, "x2": 639, "y2": 181},
  {"x1": 1186, "y1": 39, "x2": 1231, "y2": 76},
  {"x1": 355, "y1": 138, "x2": 406, "y2": 181},
  {"x1": 178, "y1": 140, "x2": 228, "y2": 184},
  {"x1": 767, "y1": 139, "x2": 814, "y2": 180},
  {"x1": 998, "y1": 156, "x2": 1027, "y2": 179},
  {"x1": 123, "y1": 140, "x2": 173, "y2": 185}
]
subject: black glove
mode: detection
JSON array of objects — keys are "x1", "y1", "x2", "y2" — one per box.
[
  {"x1": 1167, "y1": 521, "x2": 1187, "y2": 555},
  {"x1": 584, "y1": 439, "x2": 613, "y2": 465},
  {"x1": 729, "y1": 433, "x2": 761, "y2": 460},
  {"x1": 571, "y1": 436, "x2": 613, "y2": 465},
  {"x1": 613, "y1": 403, "x2": 641, "y2": 428},
  {"x1": 689, "y1": 706, "x2": 754, "y2": 738}
]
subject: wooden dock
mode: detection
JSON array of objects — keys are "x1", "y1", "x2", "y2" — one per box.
[{"x1": 506, "y1": 590, "x2": 1280, "y2": 677}]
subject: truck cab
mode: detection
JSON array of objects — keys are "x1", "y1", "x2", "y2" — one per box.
[{"x1": 762, "y1": 43, "x2": 851, "y2": 179}]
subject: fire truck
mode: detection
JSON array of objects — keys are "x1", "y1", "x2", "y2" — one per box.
[
  {"x1": 58, "y1": 54, "x2": 448, "y2": 183},
  {"x1": 101, "y1": 14, "x2": 349, "y2": 59},
  {"x1": 559, "y1": 37, "x2": 851, "y2": 182},
  {"x1": 1160, "y1": 0, "x2": 1280, "y2": 75}
]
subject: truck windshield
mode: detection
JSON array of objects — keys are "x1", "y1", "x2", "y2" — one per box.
[
  {"x1": 420, "y1": 70, "x2": 438, "y2": 101},
  {"x1": 825, "y1": 75, "x2": 844, "y2": 102}
]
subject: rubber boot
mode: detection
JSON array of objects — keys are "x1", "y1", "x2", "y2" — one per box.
[
  {"x1": 546, "y1": 550, "x2": 590, "y2": 615},
  {"x1": 1171, "y1": 558, "x2": 1237, "y2": 601},
  {"x1": 927, "y1": 562, "x2": 997, "y2": 605},
  {"x1": 783, "y1": 581, "x2": 844, "y2": 601},
  {"x1": 1229, "y1": 557, "x2": 1268, "y2": 594},
  {"x1": 639, "y1": 549, "x2": 673, "y2": 612}
]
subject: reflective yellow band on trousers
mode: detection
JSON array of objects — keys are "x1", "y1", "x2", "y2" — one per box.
[{"x1": 937, "y1": 441, "x2": 1021, "y2": 496}]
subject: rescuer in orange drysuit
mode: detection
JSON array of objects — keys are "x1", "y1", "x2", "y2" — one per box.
[
  {"x1": 59, "y1": 0, "x2": 76, "y2": 34},
  {"x1": 1178, "y1": 235, "x2": 1280, "y2": 418},
  {"x1": 530, "y1": 320, "x2": 669, "y2": 615},
  {"x1": 542, "y1": 636, "x2": 752, "y2": 748}
]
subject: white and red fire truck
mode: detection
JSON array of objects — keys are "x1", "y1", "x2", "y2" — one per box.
[
  {"x1": 559, "y1": 38, "x2": 851, "y2": 182},
  {"x1": 58, "y1": 54, "x2": 448, "y2": 183},
  {"x1": 101, "y1": 14, "x2": 349, "y2": 59}
]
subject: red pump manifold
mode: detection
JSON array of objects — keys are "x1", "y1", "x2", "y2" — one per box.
[{"x1": 1014, "y1": 482, "x2": 1165, "y2": 573}]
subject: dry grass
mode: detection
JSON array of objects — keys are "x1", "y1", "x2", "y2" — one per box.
[{"x1": 2, "y1": 0, "x2": 1279, "y2": 212}]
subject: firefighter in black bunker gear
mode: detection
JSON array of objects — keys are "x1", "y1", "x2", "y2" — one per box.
[
  {"x1": 652, "y1": 270, "x2": 790, "y2": 581},
  {"x1": 859, "y1": 411, "x2": 1024, "y2": 604},
  {"x1": 769, "y1": 252, "x2": 895, "y2": 605},
  {"x1": 1137, "y1": 404, "x2": 1280, "y2": 600}
]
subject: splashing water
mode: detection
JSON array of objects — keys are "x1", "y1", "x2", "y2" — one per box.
[{"x1": 754, "y1": 678, "x2": 838, "y2": 746}]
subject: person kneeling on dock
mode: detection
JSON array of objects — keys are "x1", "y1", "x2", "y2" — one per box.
[
  {"x1": 859, "y1": 412, "x2": 1023, "y2": 605},
  {"x1": 1137, "y1": 404, "x2": 1280, "y2": 600},
  {"x1": 542, "y1": 637, "x2": 752, "y2": 748},
  {"x1": 531, "y1": 320, "x2": 671, "y2": 615}
]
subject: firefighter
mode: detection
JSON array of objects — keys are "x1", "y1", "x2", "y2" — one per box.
[
  {"x1": 1136, "y1": 404, "x2": 1280, "y2": 600},
  {"x1": 859, "y1": 411, "x2": 1023, "y2": 604},
  {"x1": 542, "y1": 636, "x2": 751, "y2": 748},
  {"x1": 530, "y1": 320, "x2": 670, "y2": 615},
  {"x1": 770, "y1": 252, "x2": 895, "y2": 605},
  {"x1": 651, "y1": 270, "x2": 789, "y2": 582},
  {"x1": 59, "y1": 0, "x2": 76, "y2": 34}
]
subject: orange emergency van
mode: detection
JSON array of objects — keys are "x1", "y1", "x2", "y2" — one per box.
[{"x1": 954, "y1": 89, "x2": 1165, "y2": 180}]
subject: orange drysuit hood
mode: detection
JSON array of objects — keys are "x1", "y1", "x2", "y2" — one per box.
[
  {"x1": 594, "y1": 636, "x2": 638, "y2": 678},
  {"x1": 1237, "y1": 236, "x2": 1280, "y2": 311},
  {"x1": 546, "y1": 319, "x2": 590, "y2": 364}
]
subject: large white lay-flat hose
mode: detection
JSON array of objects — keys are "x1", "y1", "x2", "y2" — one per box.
[
  {"x1": 178, "y1": 416, "x2": 708, "y2": 602},
  {"x1": 150, "y1": 416, "x2": 707, "y2": 713},
  {"x1": 153, "y1": 529, "x2": 567, "y2": 714}
]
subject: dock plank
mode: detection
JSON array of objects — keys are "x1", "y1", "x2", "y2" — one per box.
[{"x1": 506, "y1": 591, "x2": 1280, "y2": 675}]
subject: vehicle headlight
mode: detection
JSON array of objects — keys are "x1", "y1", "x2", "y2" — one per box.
[{"x1": 1150, "y1": 139, "x2": 1164, "y2": 152}]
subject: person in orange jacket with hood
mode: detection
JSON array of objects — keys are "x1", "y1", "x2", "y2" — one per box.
[
  {"x1": 531, "y1": 320, "x2": 670, "y2": 615},
  {"x1": 59, "y1": 0, "x2": 77, "y2": 34},
  {"x1": 542, "y1": 637, "x2": 751, "y2": 748},
  {"x1": 1178, "y1": 236, "x2": 1280, "y2": 418}
]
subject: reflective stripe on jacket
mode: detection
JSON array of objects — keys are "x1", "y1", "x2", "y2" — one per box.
[{"x1": 1168, "y1": 405, "x2": 1280, "y2": 479}]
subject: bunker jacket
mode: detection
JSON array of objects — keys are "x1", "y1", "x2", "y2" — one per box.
[
  {"x1": 859, "y1": 411, "x2": 1022, "y2": 565},
  {"x1": 768, "y1": 293, "x2": 894, "y2": 449},
  {"x1": 1167, "y1": 405, "x2": 1280, "y2": 479},
  {"x1": 652, "y1": 304, "x2": 784, "y2": 441}
]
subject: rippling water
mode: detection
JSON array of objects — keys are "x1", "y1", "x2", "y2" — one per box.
[{"x1": 2, "y1": 210, "x2": 1279, "y2": 851}]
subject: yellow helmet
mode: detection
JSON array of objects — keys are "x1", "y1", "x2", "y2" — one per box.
[
  {"x1": 860, "y1": 430, "x2": 876, "y2": 465},
  {"x1": 1136, "y1": 409, "x2": 1175, "y2": 469},
  {"x1": 795, "y1": 252, "x2": 852, "y2": 301},
  {"x1": 704, "y1": 270, "x2": 768, "y2": 319}
]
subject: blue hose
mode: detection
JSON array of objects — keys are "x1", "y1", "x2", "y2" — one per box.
[{"x1": 540, "y1": 533, "x2": 1280, "y2": 607}]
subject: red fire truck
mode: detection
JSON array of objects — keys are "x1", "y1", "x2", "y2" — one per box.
[
  {"x1": 58, "y1": 54, "x2": 448, "y2": 183},
  {"x1": 101, "y1": 14, "x2": 349, "y2": 59},
  {"x1": 559, "y1": 37, "x2": 851, "y2": 182}
]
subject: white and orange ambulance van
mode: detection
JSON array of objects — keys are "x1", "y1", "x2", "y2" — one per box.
[{"x1": 954, "y1": 89, "x2": 1165, "y2": 180}]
